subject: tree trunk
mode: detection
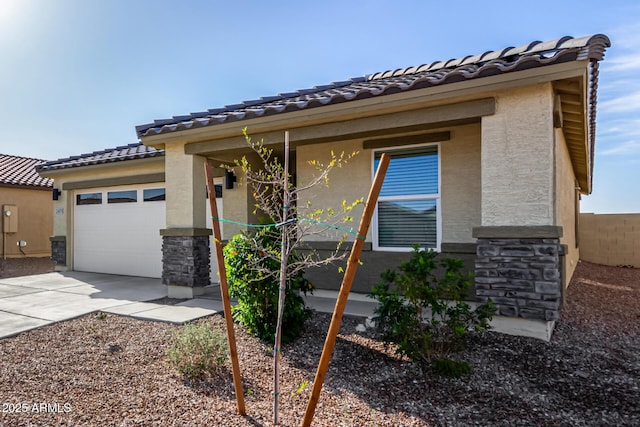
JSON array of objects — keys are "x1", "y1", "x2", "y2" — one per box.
[{"x1": 273, "y1": 131, "x2": 291, "y2": 425}]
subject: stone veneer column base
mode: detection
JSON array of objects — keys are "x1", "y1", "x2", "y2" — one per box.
[
  {"x1": 161, "y1": 228, "x2": 211, "y2": 299},
  {"x1": 472, "y1": 226, "x2": 563, "y2": 334},
  {"x1": 50, "y1": 236, "x2": 68, "y2": 271}
]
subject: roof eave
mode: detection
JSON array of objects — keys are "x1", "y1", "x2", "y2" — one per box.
[
  {"x1": 586, "y1": 60, "x2": 603, "y2": 195},
  {"x1": 0, "y1": 182, "x2": 53, "y2": 191},
  {"x1": 37, "y1": 154, "x2": 165, "y2": 177},
  {"x1": 137, "y1": 34, "x2": 612, "y2": 141},
  {"x1": 140, "y1": 60, "x2": 592, "y2": 148}
]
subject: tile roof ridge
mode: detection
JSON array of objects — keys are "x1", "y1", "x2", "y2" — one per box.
[{"x1": 368, "y1": 34, "x2": 610, "y2": 81}]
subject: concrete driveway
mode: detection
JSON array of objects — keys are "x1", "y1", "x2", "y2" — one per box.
[
  {"x1": 0, "y1": 272, "x2": 222, "y2": 339},
  {"x1": 0, "y1": 271, "x2": 378, "y2": 340}
]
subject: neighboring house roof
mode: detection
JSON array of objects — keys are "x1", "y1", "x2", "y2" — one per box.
[
  {"x1": 135, "y1": 34, "x2": 610, "y2": 139},
  {"x1": 36, "y1": 143, "x2": 164, "y2": 173},
  {"x1": 0, "y1": 154, "x2": 53, "y2": 189}
]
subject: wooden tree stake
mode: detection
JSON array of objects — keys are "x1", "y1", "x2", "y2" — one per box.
[
  {"x1": 301, "y1": 153, "x2": 390, "y2": 427},
  {"x1": 204, "y1": 160, "x2": 246, "y2": 416}
]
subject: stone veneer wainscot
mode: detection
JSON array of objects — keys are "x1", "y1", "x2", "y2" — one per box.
[{"x1": 473, "y1": 226, "x2": 563, "y2": 322}]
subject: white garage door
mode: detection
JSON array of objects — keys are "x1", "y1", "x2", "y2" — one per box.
[
  {"x1": 74, "y1": 182, "x2": 224, "y2": 281},
  {"x1": 74, "y1": 184, "x2": 166, "y2": 278}
]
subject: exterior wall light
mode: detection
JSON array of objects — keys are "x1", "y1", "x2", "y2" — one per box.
[{"x1": 225, "y1": 170, "x2": 236, "y2": 190}]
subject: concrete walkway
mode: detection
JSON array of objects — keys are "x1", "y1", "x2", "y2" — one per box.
[{"x1": 0, "y1": 272, "x2": 377, "y2": 339}]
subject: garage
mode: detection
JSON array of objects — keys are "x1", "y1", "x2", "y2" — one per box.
[
  {"x1": 73, "y1": 184, "x2": 166, "y2": 278},
  {"x1": 73, "y1": 182, "x2": 223, "y2": 280}
]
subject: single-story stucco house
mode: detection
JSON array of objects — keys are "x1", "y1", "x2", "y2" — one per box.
[
  {"x1": 37, "y1": 34, "x2": 610, "y2": 339},
  {"x1": 1, "y1": 154, "x2": 53, "y2": 260}
]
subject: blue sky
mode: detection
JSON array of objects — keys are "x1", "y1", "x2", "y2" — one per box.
[{"x1": 0, "y1": 0, "x2": 638, "y2": 213}]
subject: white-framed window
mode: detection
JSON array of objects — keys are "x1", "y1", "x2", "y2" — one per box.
[
  {"x1": 107, "y1": 190, "x2": 137, "y2": 204},
  {"x1": 372, "y1": 143, "x2": 441, "y2": 251},
  {"x1": 76, "y1": 192, "x2": 102, "y2": 205},
  {"x1": 143, "y1": 188, "x2": 166, "y2": 202}
]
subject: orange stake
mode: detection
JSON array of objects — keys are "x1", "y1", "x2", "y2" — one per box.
[
  {"x1": 301, "y1": 153, "x2": 390, "y2": 426},
  {"x1": 205, "y1": 161, "x2": 246, "y2": 416}
]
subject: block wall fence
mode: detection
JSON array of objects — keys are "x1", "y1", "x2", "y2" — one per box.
[{"x1": 579, "y1": 213, "x2": 640, "y2": 268}]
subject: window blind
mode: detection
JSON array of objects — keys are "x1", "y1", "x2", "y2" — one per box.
[{"x1": 375, "y1": 145, "x2": 439, "y2": 249}]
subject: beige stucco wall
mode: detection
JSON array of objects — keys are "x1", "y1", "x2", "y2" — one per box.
[
  {"x1": 154, "y1": 80, "x2": 573, "y2": 248},
  {"x1": 164, "y1": 143, "x2": 206, "y2": 229},
  {"x1": 0, "y1": 186, "x2": 53, "y2": 258},
  {"x1": 295, "y1": 123, "x2": 481, "y2": 245},
  {"x1": 579, "y1": 213, "x2": 640, "y2": 267},
  {"x1": 480, "y1": 83, "x2": 555, "y2": 226},
  {"x1": 217, "y1": 91, "x2": 568, "y2": 247},
  {"x1": 219, "y1": 152, "x2": 263, "y2": 240},
  {"x1": 46, "y1": 158, "x2": 165, "y2": 238},
  {"x1": 220, "y1": 166, "x2": 248, "y2": 240},
  {"x1": 295, "y1": 139, "x2": 369, "y2": 242},
  {"x1": 555, "y1": 128, "x2": 579, "y2": 286},
  {"x1": 441, "y1": 123, "x2": 481, "y2": 243}
]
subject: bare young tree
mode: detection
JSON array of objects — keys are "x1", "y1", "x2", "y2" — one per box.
[{"x1": 228, "y1": 128, "x2": 363, "y2": 425}]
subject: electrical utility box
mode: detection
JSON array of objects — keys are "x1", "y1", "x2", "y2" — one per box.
[{"x1": 2, "y1": 205, "x2": 18, "y2": 233}]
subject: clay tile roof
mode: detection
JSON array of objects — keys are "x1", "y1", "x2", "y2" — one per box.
[
  {"x1": 36, "y1": 143, "x2": 164, "y2": 173},
  {"x1": 0, "y1": 154, "x2": 53, "y2": 189},
  {"x1": 135, "y1": 34, "x2": 610, "y2": 139}
]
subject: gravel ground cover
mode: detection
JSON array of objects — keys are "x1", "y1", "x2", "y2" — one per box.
[
  {"x1": 0, "y1": 257, "x2": 53, "y2": 279},
  {"x1": 0, "y1": 260, "x2": 638, "y2": 426}
]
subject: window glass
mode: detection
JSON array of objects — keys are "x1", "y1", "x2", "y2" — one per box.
[
  {"x1": 375, "y1": 146, "x2": 438, "y2": 197},
  {"x1": 143, "y1": 188, "x2": 166, "y2": 202},
  {"x1": 374, "y1": 145, "x2": 439, "y2": 249},
  {"x1": 378, "y1": 200, "x2": 437, "y2": 247},
  {"x1": 107, "y1": 190, "x2": 137, "y2": 204},
  {"x1": 76, "y1": 193, "x2": 102, "y2": 205},
  {"x1": 206, "y1": 185, "x2": 223, "y2": 199}
]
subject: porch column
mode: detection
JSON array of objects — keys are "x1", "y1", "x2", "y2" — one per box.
[
  {"x1": 475, "y1": 84, "x2": 562, "y2": 340},
  {"x1": 161, "y1": 143, "x2": 211, "y2": 298}
]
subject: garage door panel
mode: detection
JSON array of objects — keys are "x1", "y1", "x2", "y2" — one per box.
[
  {"x1": 74, "y1": 186, "x2": 165, "y2": 278},
  {"x1": 75, "y1": 184, "x2": 224, "y2": 281}
]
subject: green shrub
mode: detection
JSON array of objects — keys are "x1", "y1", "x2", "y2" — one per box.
[
  {"x1": 223, "y1": 226, "x2": 313, "y2": 344},
  {"x1": 432, "y1": 357, "x2": 473, "y2": 378},
  {"x1": 370, "y1": 245, "x2": 495, "y2": 367},
  {"x1": 167, "y1": 323, "x2": 227, "y2": 380}
]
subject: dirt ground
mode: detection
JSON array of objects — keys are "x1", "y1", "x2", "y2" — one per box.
[
  {"x1": 0, "y1": 260, "x2": 638, "y2": 426},
  {"x1": 0, "y1": 257, "x2": 54, "y2": 279}
]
